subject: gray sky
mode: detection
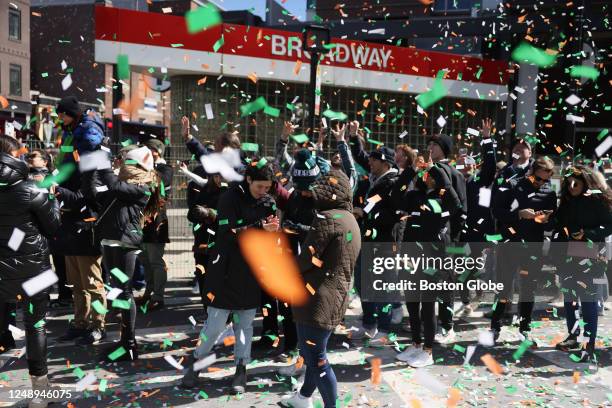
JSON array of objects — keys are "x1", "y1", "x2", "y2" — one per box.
[{"x1": 208, "y1": 0, "x2": 307, "y2": 21}]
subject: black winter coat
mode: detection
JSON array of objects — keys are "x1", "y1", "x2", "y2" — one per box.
[
  {"x1": 143, "y1": 162, "x2": 173, "y2": 244},
  {"x1": 0, "y1": 153, "x2": 61, "y2": 286},
  {"x1": 435, "y1": 160, "x2": 467, "y2": 241},
  {"x1": 282, "y1": 191, "x2": 316, "y2": 251},
  {"x1": 187, "y1": 179, "x2": 228, "y2": 255},
  {"x1": 204, "y1": 182, "x2": 276, "y2": 310},
  {"x1": 81, "y1": 168, "x2": 151, "y2": 247},
  {"x1": 52, "y1": 185, "x2": 100, "y2": 256}
]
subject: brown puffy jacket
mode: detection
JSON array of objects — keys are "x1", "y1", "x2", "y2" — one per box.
[{"x1": 292, "y1": 170, "x2": 361, "y2": 331}]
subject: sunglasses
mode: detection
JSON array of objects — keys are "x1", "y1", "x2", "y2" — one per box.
[{"x1": 533, "y1": 174, "x2": 551, "y2": 183}]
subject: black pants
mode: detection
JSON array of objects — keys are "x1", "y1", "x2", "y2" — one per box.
[
  {"x1": 406, "y1": 302, "x2": 436, "y2": 348},
  {"x1": 51, "y1": 252, "x2": 72, "y2": 301},
  {"x1": 103, "y1": 245, "x2": 138, "y2": 347},
  {"x1": 0, "y1": 293, "x2": 49, "y2": 376},
  {"x1": 261, "y1": 291, "x2": 298, "y2": 352}
]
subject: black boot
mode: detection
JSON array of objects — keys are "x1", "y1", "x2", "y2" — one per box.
[
  {"x1": 230, "y1": 362, "x2": 247, "y2": 394},
  {"x1": 555, "y1": 334, "x2": 579, "y2": 351}
]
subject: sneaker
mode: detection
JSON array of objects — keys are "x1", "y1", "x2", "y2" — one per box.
[
  {"x1": 391, "y1": 306, "x2": 404, "y2": 324},
  {"x1": 58, "y1": 324, "x2": 88, "y2": 342},
  {"x1": 191, "y1": 278, "x2": 200, "y2": 295},
  {"x1": 434, "y1": 328, "x2": 456, "y2": 344},
  {"x1": 457, "y1": 304, "x2": 473, "y2": 318},
  {"x1": 278, "y1": 357, "x2": 306, "y2": 377},
  {"x1": 519, "y1": 331, "x2": 538, "y2": 349},
  {"x1": 555, "y1": 334, "x2": 579, "y2": 351},
  {"x1": 76, "y1": 329, "x2": 106, "y2": 346},
  {"x1": 274, "y1": 352, "x2": 293, "y2": 364},
  {"x1": 280, "y1": 391, "x2": 313, "y2": 408},
  {"x1": 214, "y1": 324, "x2": 235, "y2": 346},
  {"x1": 396, "y1": 344, "x2": 422, "y2": 362},
  {"x1": 367, "y1": 331, "x2": 389, "y2": 347},
  {"x1": 349, "y1": 326, "x2": 378, "y2": 340},
  {"x1": 407, "y1": 349, "x2": 434, "y2": 368}
]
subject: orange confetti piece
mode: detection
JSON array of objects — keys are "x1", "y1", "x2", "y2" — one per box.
[
  {"x1": 329, "y1": 177, "x2": 338, "y2": 184},
  {"x1": 223, "y1": 336, "x2": 236, "y2": 347},
  {"x1": 239, "y1": 230, "x2": 309, "y2": 306},
  {"x1": 306, "y1": 340, "x2": 317, "y2": 346},
  {"x1": 295, "y1": 356, "x2": 304, "y2": 369},
  {"x1": 480, "y1": 353, "x2": 503, "y2": 375},
  {"x1": 73, "y1": 150, "x2": 80, "y2": 162},
  {"x1": 17, "y1": 146, "x2": 28, "y2": 156},
  {"x1": 311, "y1": 256, "x2": 323, "y2": 268},
  {"x1": 363, "y1": 99, "x2": 370, "y2": 108},
  {"x1": 306, "y1": 283, "x2": 316, "y2": 295},
  {"x1": 206, "y1": 292, "x2": 215, "y2": 302},
  {"x1": 550, "y1": 333, "x2": 566, "y2": 346},
  {"x1": 573, "y1": 371, "x2": 580, "y2": 383},
  {"x1": 447, "y1": 387, "x2": 461, "y2": 407},
  {"x1": 411, "y1": 400, "x2": 423, "y2": 408},
  {"x1": 262, "y1": 308, "x2": 268, "y2": 317},
  {"x1": 371, "y1": 358, "x2": 381, "y2": 384},
  {"x1": 519, "y1": 270, "x2": 529, "y2": 276},
  {"x1": 0, "y1": 96, "x2": 9, "y2": 109},
  {"x1": 197, "y1": 76, "x2": 207, "y2": 85},
  {"x1": 272, "y1": 337, "x2": 280, "y2": 348},
  {"x1": 83, "y1": 217, "x2": 97, "y2": 222},
  {"x1": 248, "y1": 72, "x2": 258, "y2": 84},
  {"x1": 201, "y1": 63, "x2": 210, "y2": 69},
  {"x1": 294, "y1": 60, "x2": 302, "y2": 75}
]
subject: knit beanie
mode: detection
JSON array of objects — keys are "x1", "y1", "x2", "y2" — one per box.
[
  {"x1": 291, "y1": 148, "x2": 321, "y2": 190},
  {"x1": 125, "y1": 146, "x2": 154, "y2": 171},
  {"x1": 369, "y1": 146, "x2": 396, "y2": 167},
  {"x1": 56, "y1": 96, "x2": 81, "y2": 119},
  {"x1": 144, "y1": 138, "x2": 165, "y2": 157},
  {"x1": 427, "y1": 134, "x2": 453, "y2": 158}
]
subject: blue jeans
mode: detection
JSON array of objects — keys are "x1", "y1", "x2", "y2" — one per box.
[
  {"x1": 565, "y1": 301, "x2": 598, "y2": 347},
  {"x1": 296, "y1": 323, "x2": 337, "y2": 408},
  {"x1": 193, "y1": 306, "x2": 257, "y2": 365}
]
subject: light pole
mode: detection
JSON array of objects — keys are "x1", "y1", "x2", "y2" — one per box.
[{"x1": 302, "y1": 25, "x2": 330, "y2": 140}]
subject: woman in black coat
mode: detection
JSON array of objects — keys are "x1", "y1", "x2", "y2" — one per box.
[
  {"x1": 553, "y1": 165, "x2": 612, "y2": 362},
  {"x1": 182, "y1": 158, "x2": 279, "y2": 395},
  {"x1": 0, "y1": 134, "x2": 61, "y2": 406},
  {"x1": 81, "y1": 146, "x2": 159, "y2": 361}
]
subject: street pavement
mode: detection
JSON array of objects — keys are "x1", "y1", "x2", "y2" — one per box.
[{"x1": 1, "y1": 279, "x2": 611, "y2": 408}]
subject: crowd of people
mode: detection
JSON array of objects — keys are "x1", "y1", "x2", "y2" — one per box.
[{"x1": 0, "y1": 95, "x2": 610, "y2": 408}]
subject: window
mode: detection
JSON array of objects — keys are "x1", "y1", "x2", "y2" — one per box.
[
  {"x1": 9, "y1": 8, "x2": 21, "y2": 41},
  {"x1": 433, "y1": 0, "x2": 472, "y2": 12},
  {"x1": 9, "y1": 64, "x2": 21, "y2": 96}
]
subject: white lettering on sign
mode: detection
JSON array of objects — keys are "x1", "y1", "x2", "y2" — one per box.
[{"x1": 270, "y1": 35, "x2": 391, "y2": 70}]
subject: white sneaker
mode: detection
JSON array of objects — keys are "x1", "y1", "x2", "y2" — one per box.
[
  {"x1": 391, "y1": 306, "x2": 404, "y2": 324},
  {"x1": 280, "y1": 391, "x2": 313, "y2": 408},
  {"x1": 434, "y1": 328, "x2": 456, "y2": 344},
  {"x1": 368, "y1": 331, "x2": 389, "y2": 346},
  {"x1": 395, "y1": 344, "x2": 422, "y2": 362},
  {"x1": 278, "y1": 357, "x2": 306, "y2": 377},
  {"x1": 214, "y1": 324, "x2": 234, "y2": 346},
  {"x1": 350, "y1": 326, "x2": 378, "y2": 340},
  {"x1": 407, "y1": 350, "x2": 434, "y2": 368}
]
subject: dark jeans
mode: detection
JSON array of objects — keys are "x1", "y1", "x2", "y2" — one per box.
[
  {"x1": 565, "y1": 301, "x2": 598, "y2": 347},
  {"x1": 296, "y1": 323, "x2": 337, "y2": 408},
  {"x1": 51, "y1": 252, "x2": 72, "y2": 301},
  {"x1": 353, "y1": 253, "x2": 392, "y2": 332},
  {"x1": 437, "y1": 288, "x2": 454, "y2": 331},
  {"x1": 0, "y1": 293, "x2": 49, "y2": 376},
  {"x1": 406, "y1": 302, "x2": 436, "y2": 348},
  {"x1": 103, "y1": 245, "x2": 138, "y2": 347},
  {"x1": 261, "y1": 292, "x2": 297, "y2": 352}
]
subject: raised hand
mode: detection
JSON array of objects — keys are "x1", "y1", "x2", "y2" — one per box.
[
  {"x1": 481, "y1": 118, "x2": 493, "y2": 139},
  {"x1": 331, "y1": 123, "x2": 346, "y2": 142},
  {"x1": 348, "y1": 120, "x2": 360, "y2": 137},
  {"x1": 281, "y1": 121, "x2": 296, "y2": 141},
  {"x1": 181, "y1": 116, "x2": 191, "y2": 140}
]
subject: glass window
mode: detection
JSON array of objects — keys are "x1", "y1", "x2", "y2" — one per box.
[
  {"x1": 433, "y1": 0, "x2": 472, "y2": 12},
  {"x1": 9, "y1": 8, "x2": 21, "y2": 41},
  {"x1": 9, "y1": 64, "x2": 21, "y2": 96}
]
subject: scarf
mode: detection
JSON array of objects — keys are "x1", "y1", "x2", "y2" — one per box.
[{"x1": 118, "y1": 164, "x2": 156, "y2": 185}]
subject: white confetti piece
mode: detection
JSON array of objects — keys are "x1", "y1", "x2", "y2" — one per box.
[
  {"x1": 436, "y1": 115, "x2": 446, "y2": 128},
  {"x1": 76, "y1": 372, "x2": 97, "y2": 392},
  {"x1": 478, "y1": 187, "x2": 492, "y2": 208},
  {"x1": 478, "y1": 330, "x2": 495, "y2": 347},
  {"x1": 565, "y1": 114, "x2": 584, "y2": 123},
  {"x1": 105, "y1": 287, "x2": 123, "y2": 300},
  {"x1": 164, "y1": 355, "x2": 184, "y2": 370},
  {"x1": 79, "y1": 150, "x2": 112, "y2": 172},
  {"x1": 161, "y1": 7, "x2": 172, "y2": 13},
  {"x1": 514, "y1": 86, "x2": 525, "y2": 94},
  {"x1": 193, "y1": 353, "x2": 217, "y2": 371},
  {"x1": 95, "y1": 185, "x2": 109, "y2": 192},
  {"x1": 565, "y1": 94, "x2": 581, "y2": 105},
  {"x1": 368, "y1": 28, "x2": 385, "y2": 35},
  {"x1": 363, "y1": 200, "x2": 377, "y2": 214},
  {"x1": 239, "y1": 330, "x2": 246, "y2": 345},
  {"x1": 399, "y1": 130, "x2": 408, "y2": 139},
  {"x1": 61, "y1": 74, "x2": 73, "y2": 91},
  {"x1": 595, "y1": 136, "x2": 612, "y2": 157},
  {"x1": 61, "y1": 60, "x2": 67, "y2": 71},
  {"x1": 463, "y1": 345, "x2": 477, "y2": 365},
  {"x1": 22, "y1": 269, "x2": 58, "y2": 296},
  {"x1": 201, "y1": 149, "x2": 243, "y2": 182},
  {"x1": 7, "y1": 228, "x2": 25, "y2": 251},
  {"x1": 188, "y1": 315, "x2": 197, "y2": 326},
  {"x1": 205, "y1": 103, "x2": 214, "y2": 120},
  {"x1": 467, "y1": 127, "x2": 480, "y2": 136},
  {"x1": 413, "y1": 368, "x2": 447, "y2": 394},
  {"x1": 8, "y1": 324, "x2": 25, "y2": 337}
]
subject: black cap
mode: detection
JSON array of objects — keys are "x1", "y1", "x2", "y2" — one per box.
[
  {"x1": 56, "y1": 96, "x2": 81, "y2": 119},
  {"x1": 369, "y1": 146, "x2": 396, "y2": 167},
  {"x1": 427, "y1": 134, "x2": 453, "y2": 158}
]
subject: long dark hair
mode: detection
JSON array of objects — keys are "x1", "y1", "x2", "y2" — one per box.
[
  {"x1": 0, "y1": 134, "x2": 20, "y2": 155},
  {"x1": 560, "y1": 165, "x2": 612, "y2": 209}
]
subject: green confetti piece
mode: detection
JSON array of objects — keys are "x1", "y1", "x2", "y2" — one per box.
[
  {"x1": 512, "y1": 339, "x2": 533, "y2": 360},
  {"x1": 416, "y1": 71, "x2": 448, "y2": 109},
  {"x1": 322, "y1": 109, "x2": 348, "y2": 121},
  {"x1": 73, "y1": 367, "x2": 85, "y2": 379},
  {"x1": 241, "y1": 142, "x2": 259, "y2": 152},
  {"x1": 170, "y1": 43, "x2": 184, "y2": 48},
  {"x1": 28, "y1": 303, "x2": 33, "y2": 315},
  {"x1": 121, "y1": 138, "x2": 133, "y2": 147},
  {"x1": 423, "y1": 268, "x2": 437, "y2": 276},
  {"x1": 185, "y1": 4, "x2": 222, "y2": 34},
  {"x1": 91, "y1": 300, "x2": 108, "y2": 315},
  {"x1": 286, "y1": 103, "x2": 295, "y2": 110},
  {"x1": 475, "y1": 66, "x2": 483, "y2": 79},
  {"x1": 445, "y1": 246, "x2": 466, "y2": 255},
  {"x1": 453, "y1": 344, "x2": 466, "y2": 353},
  {"x1": 213, "y1": 35, "x2": 224, "y2": 52},
  {"x1": 366, "y1": 138, "x2": 383, "y2": 146},
  {"x1": 99, "y1": 378, "x2": 107, "y2": 392},
  {"x1": 486, "y1": 234, "x2": 503, "y2": 242},
  {"x1": 263, "y1": 105, "x2": 280, "y2": 117},
  {"x1": 33, "y1": 319, "x2": 45, "y2": 329},
  {"x1": 511, "y1": 42, "x2": 557, "y2": 68},
  {"x1": 240, "y1": 96, "x2": 267, "y2": 116},
  {"x1": 117, "y1": 54, "x2": 130, "y2": 80},
  {"x1": 60, "y1": 145, "x2": 74, "y2": 153},
  {"x1": 39, "y1": 162, "x2": 76, "y2": 188},
  {"x1": 346, "y1": 231, "x2": 352, "y2": 242},
  {"x1": 291, "y1": 134, "x2": 310, "y2": 144},
  {"x1": 219, "y1": 219, "x2": 229, "y2": 225},
  {"x1": 597, "y1": 129, "x2": 609, "y2": 141},
  {"x1": 41, "y1": 72, "x2": 48, "y2": 78},
  {"x1": 193, "y1": 223, "x2": 201, "y2": 232},
  {"x1": 256, "y1": 157, "x2": 268, "y2": 168},
  {"x1": 569, "y1": 353, "x2": 582, "y2": 362},
  {"x1": 112, "y1": 299, "x2": 131, "y2": 310},
  {"x1": 505, "y1": 385, "x2": 518, "y2": 394},
  {"x1": 199, "y1": 390, "x2": 209, "y2": 399},
  {"x1": 371, "y1": 228, "x2": 377, "y2": 240},
  {"x1": 569, "y1": 65, "x2": 599, "y2": 80},
  {"x1": 107, "y1": 346, "x2": 127, "y2": 361},
  {"x1": 110, "y1": 267, "x2": 129, "y2": 284},
  {"x1": 428, "y1": 199, "x2": 442, "y2": 214}
]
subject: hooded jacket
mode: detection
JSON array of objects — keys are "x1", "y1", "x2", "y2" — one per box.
[
  {"x1": 0, "y1": 153, "x2": 61, "y2": 284},
  {"x1": 203, "y1": 181, "x2": 277, "y2": 310},
  {"x1": 292, "y1": 170, "x2": 361, "y2": 330}
]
